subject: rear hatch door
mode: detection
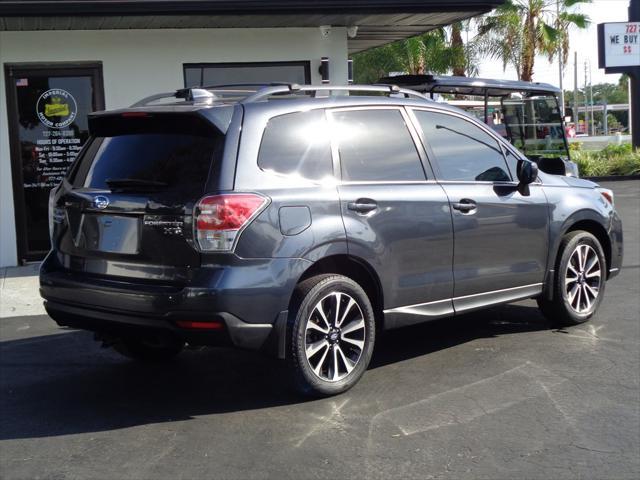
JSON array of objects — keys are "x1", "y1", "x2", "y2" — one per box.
[{"x1": 54, "y1": 111, "x2": 227, "y2": 282}]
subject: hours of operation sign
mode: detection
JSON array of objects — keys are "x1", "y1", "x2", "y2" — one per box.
[{"x1": 600, "y1": 22, "x2": 640, "y2": 69}]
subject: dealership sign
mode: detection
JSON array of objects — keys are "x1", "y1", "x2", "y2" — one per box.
[{"x1": 598, "y1": 22, "x2": 640, "y2": 72}]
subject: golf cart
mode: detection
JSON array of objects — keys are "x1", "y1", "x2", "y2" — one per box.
[{"x1": 378, "y1": 74, "x2": 579, "y2": 177}]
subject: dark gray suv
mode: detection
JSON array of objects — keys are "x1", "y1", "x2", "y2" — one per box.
[{"x1": 41, "y1": 84, "x2": 623, "y2": 396}]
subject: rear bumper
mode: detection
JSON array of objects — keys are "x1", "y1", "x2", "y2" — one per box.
[
  {"x1": 43, "y1": 299, "x2": 277, "y2": 351},
  {"x1": 40, "y1": 252, "x2": 309, "y2": 354}
]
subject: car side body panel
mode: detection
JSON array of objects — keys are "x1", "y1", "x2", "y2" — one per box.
[
  {"x1": 438, "y1": 182, "x2": 550, "y2": 298},
  {"x1": 339, "y1": 183, "x2": 455, "y2": 311},
  {"x1": 540, "y1": 172, "x2": 623, "y2": 285}
]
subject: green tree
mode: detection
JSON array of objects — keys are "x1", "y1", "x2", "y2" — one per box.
[
  {"x1": 564, "y1": 78, "x2": 630, "y2": 133},
  {"x1": 353, "y1": 27, "x2": 476, "y2": 84},
  {"x1": 476, "y1": 0, "x2": 591, "y2": 81},
  {"x1": 564, "y1": 79, "x2": 629, "y2": 105}
]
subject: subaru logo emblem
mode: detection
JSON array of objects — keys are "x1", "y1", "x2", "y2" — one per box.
[{"x1": 93, "y1": 195, "x2": 109, "y2": 210}]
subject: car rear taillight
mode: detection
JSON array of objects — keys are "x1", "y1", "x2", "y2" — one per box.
[{"x1": 195, "y1": 193, "x2": 268, "y2": 252}]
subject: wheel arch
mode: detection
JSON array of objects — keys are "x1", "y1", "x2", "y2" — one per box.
[
  {"x1": 293, "y1": 254, "x2": 385, "y2": 330},
  {"x1": 564, "y1": 220, "x2": 612, "y2": 276},
  {"x1": 544, "y1": 212, "x2": 613, "y2": 301}
]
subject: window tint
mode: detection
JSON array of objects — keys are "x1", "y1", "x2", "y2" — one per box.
[
  {"x1": 331, "y1": 109, "x2": 425, "y2": 182},
  {"x1": 504, "y1": 148, "x2": 520, "y2": 179},
  {"x1": 77, "y1": 133, "x2": 221, "y2": 195},
  {"x1": 414, "y1": 110, "x2": 512, "y2": 182},
  {"x1": 258, "y1": 110, "x2": 333, "y2": 181}
]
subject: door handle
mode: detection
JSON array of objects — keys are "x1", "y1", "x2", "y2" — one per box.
[
  {"x1": 347, "y1": 199, "x2": 378, "y2": 214},
  {"x1": 452, "y1": 198, "x2": 477, "y2": 213}
]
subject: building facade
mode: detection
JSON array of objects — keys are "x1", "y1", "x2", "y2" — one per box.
[{"x1": 0, "y1": 0, "x2": 501, "y2": 267}]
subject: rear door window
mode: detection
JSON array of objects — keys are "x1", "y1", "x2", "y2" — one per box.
[
  {"x1": 330, "y1": 108, "x2": 426, "y2": 182},
  {"x1": 258, "y1": 109, "x2": 333, "y2": 181},
  {"x1": 413, "y1": 110, "x2": 512, "y2": 182}
]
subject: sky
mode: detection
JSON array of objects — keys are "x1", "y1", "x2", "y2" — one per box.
[{"x1": 476, "y1": 0, "x2": 631, "y2": 88}]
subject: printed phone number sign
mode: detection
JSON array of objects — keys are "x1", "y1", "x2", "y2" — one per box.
[{"x1": 602, "y1": 22, "x2": 640, "y2": 68}]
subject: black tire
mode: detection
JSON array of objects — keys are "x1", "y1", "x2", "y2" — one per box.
[
  {"x1": 537, "y1": 230, "x2": 607, "y2": 327},
  {"x1": 287, "y1": 274, "x2": 376, "y2": 397},
  {"x1": 112, "y1": 335, "x2": 184, "y2": 362}
]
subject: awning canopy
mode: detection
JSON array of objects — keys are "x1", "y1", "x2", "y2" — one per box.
[
  {"x1": 0, "y1": 0, "x2": 504, "y2": 53},
  {"x1": 378, "y1": 74, "x2": 561, "y2": 96}
]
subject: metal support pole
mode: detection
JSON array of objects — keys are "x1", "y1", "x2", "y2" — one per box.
[
  {"x1": 584, "y1": 61, "x2": 590, "y2": 135},
  {"x1": 484, "y1": 91, "x2": 489, "y2": 124},
  {"x1": 630, "y1": 0, "x2": 640, "y2": 149},
  {"x1": 557, "y1": 0, "x2": 565, "y2": 116},
  {"x1": 630, "y1": 73, "x2": 634, "y2": 140},
  {"x1": 589, "y1": 66, "x2": 595, "y2": 135},
  {"x1": 573, "y1": 51, "x2": 579, "y2": 126},
  {"x1": 631, "y1": 69, "x2": 640, "y2": 148}
]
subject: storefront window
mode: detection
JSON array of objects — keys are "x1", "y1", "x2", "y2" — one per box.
[{"x1": 184, "y1": 62, "x2": 310, "y2": 87}]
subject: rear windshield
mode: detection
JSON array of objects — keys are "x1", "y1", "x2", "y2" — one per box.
[{"x1": 71, "y1": 115, "x2": 223, "y2": 195}]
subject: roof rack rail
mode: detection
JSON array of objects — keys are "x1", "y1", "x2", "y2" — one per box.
[
  {"x1": 130, "y1": 83, "x2": 297, "y2": 107},
  {"x1": 241, "y1": 84, "x2": 427, "y2": 103},
  {"x1": 130, "y1": 88, "x2": 218, "y2": 107},
  {"x1": 130, "y1": 83, "x2": 428, "y2": 107},
  {"x1": 194, "y1": 82, "x2": 296, "y2": 90}
]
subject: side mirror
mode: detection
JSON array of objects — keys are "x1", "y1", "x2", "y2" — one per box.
[{"x1": 517, "y1": 159, "x2": 538, "y2": 185}]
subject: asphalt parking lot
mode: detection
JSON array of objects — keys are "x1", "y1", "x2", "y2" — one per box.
[{"x1": 1, "y1": 180, "x2": 638, "y2": 480}]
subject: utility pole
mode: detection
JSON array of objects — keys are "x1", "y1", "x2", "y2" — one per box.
[
  {"x1": 573, "y1": 51, "x2": 578, "y2": 130},
  {"x1": 557, "y1": 0, "x2": 565, "y2": 116}
]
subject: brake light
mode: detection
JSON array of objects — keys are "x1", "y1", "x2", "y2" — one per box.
[
  {"x1": 121, "y1": 111, "x2": 149, "y2": 117},
  {"x1": 195, "y1": 193, "x2": 268, "y2": 252},
  {"x1": 175, "y1": 320, "x2": 224, "y2": 330},
  {"x1": 597, "y1": 188, "x2": 614, "y2": 207}
]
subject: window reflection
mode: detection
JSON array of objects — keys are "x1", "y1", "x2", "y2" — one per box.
[{"x1": 414, "y1": 110, "x2": 511, "y2": 182}]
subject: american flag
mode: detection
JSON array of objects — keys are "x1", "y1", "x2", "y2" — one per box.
[{"x1": 16, "y1": 78, "x2": 28, "y2": 87}]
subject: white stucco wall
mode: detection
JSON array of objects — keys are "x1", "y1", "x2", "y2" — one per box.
[{"x1": 0, "y1": 27, "x2": 348, "y2": 266}]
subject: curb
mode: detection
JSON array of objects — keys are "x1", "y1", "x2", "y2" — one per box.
[{"x1": 582, "y1": 175, "x2": 640, "y2": 182}]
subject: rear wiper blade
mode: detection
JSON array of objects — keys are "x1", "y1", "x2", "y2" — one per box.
[{"x1": 106, "y1": 178, "x2": 168, "y2": 190}]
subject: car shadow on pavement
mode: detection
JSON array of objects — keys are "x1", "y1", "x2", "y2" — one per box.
[
  {"x1": 371, "y1": 302, "x2": 550, "y2": 369},
  {"x1": 0, "y1": 303, "x2": 550, "y2": 441}
]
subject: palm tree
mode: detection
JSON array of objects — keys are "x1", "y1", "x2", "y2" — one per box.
[
  {"x1": 476, "y1": 0, "x2": 590, "y2": 82},
  {"x1": 353, "y1": 27, "x2": 477, "y2": 84}
]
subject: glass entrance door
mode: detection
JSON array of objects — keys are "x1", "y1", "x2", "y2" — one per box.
[{"x1": 5, "y1": 63, "x2": 104, "y2": 263}]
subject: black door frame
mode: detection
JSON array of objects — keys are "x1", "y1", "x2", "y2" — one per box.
[{"x1": 4, "y1": 61, "x2": 105, "y2": 264}]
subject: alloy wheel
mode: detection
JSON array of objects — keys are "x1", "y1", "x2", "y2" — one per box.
[
  {"x1": 565, "y1": 244, "x2": 602, "y2": 314},
  {"x1": 304, "y1": 291, "x2": 366, "y2": 382}
]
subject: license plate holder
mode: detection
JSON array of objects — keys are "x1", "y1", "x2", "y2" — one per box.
[{"x1": 80, "y1": 214, "x2": 140, "y2": 254}]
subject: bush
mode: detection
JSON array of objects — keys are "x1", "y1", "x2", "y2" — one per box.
[
  {"x1": 601, "y1": 143, "x2": 633, "y2": 157},
  {"x1": 571, "y1": 145, "x2": 640, "y2": 177}
]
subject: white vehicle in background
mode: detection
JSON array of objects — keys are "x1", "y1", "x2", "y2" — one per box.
[{"x1": 379, "y1": 74, "x2": 580, "y2": 177}]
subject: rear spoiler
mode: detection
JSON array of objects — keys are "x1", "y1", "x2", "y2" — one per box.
[{"x1": 88, "y1": 107, "x2": 234, "y2": 136}]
